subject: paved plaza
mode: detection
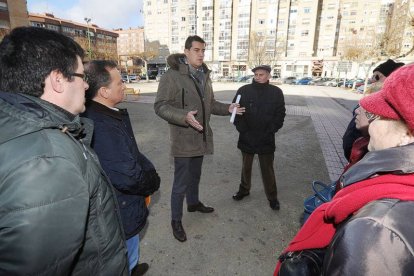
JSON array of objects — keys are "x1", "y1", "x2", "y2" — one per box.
[{"x1": 120, "y1": 81, "x2": 362, "y2": 275}]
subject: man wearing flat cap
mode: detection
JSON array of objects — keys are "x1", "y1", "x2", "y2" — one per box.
[{"x1": 231, "y1": 65, "x2": 286, "y2": 210}]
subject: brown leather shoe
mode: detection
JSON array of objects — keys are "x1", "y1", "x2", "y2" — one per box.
[
  {"x1": 171, "y1": 220, "x2": 187, "y2": 242},
  {"x1": 187, "y1": 202, "x2": 214, "y2": 213},
  {"x1": 232, "y1": 190, "x2": 250, "y2": 201},
  {"x1": 131, "y1": 263, "x2": 149, "y2": 276}
]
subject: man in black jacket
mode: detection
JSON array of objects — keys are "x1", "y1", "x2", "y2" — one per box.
[
  {"x1": 232, "y1": 65, "x2": 286, "y2": 210},
  {"x1": 82, "y1": 60, "x2": 160, "y2": 276}
]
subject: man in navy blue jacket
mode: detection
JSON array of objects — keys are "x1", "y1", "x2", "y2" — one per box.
[{"x1": 82, "y1": 60, "x2": 160, "y2": 276}]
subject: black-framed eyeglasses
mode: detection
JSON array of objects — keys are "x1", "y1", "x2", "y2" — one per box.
[
  {"x1": 365, "y1": 111, "x2": 379, "y2": 123},
  {"x1": 71, "y1": 73, "x2": 89, "y2": 83}
]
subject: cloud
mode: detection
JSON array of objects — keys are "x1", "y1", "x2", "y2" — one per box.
[{"x1": 28, "y1": 0, "x2": 143, "y2": 30}]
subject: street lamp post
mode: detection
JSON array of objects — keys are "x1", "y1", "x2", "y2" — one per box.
[{"x1": 84, "y1": 17, "x2": 92, "y2": 59}]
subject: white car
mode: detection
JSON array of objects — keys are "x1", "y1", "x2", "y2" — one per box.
[{"x1": 323, "y1": 79, "x2": 339, "y2": 87}]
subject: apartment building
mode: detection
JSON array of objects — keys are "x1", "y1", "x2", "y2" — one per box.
[
  {"x1": 29, "y1": 13, "x2": 118, "y2": 61},
  {"x1": 143, "y1": 0, "x2": 413, "y2": 78},
  {"x1": 0, "y1": 0, "x2": 28, "y2": 38},
  {"x1": 116, "y1": 27, "x2": 145, "y2": 56}
]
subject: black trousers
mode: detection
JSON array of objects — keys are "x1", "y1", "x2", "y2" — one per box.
[{"x1": 239, "y1": 151, "x2": 278, "y2": 201}]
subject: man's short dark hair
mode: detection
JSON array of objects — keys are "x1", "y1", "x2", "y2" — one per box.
[
  {"x1": 184, "y1": 35, "x2": 205, "y2": 50},
  {"x1": 0, "y1": 27, "x2": 84, "y2": 97},
  {"x1": 84, "y1": 60, "x2": 118, "y2": 100}
]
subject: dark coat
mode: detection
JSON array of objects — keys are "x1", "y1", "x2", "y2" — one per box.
[
  {"x1": 83, "y1": 100, "x2": 159, "y2": 239},
  {"x1": 324, "y1": 144, "x2": 414, "y2": 275},
  {"x1": 154, "y1": 53, "x2": 230, "y2": 157},
  {"x1": 234, "y1": 80, "x2": 286, "y2": 154},
  {"x1": 324, "y1": 198, "x2": 414, "y2": 275},
  {"x1": 0, "y1": 93, "x2": 128, "y2": 275},
  {"x1": 342, "y1": 104, "x2": 362, "y2": 161}
]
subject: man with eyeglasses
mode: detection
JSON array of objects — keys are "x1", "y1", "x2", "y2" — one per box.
[{"x1": 0, "y1": 27, "x2": 128, "y2": 275}]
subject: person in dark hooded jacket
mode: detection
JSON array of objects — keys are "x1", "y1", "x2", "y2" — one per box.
[
  {"x1": 0, "y1": 27, "x2": 128, "y2": 275},
  {"x1": 232, "y1": 65, "x2": 286, "y2": 210}
]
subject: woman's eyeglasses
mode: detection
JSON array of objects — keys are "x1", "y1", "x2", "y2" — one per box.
[{"x1": 365, "y1": 111, "x2": 379, "y2": 123}]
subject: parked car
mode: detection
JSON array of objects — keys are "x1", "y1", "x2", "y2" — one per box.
[
  {"x1": 309, "y1": 77, "x2": 334, "y2": 86},
  {"x1": 270, "y1": 77, "x2": 283, "y2": 85},
  {"x1": 156, "y1": 71, "x2": 166, "y2": 82},
  {"x1": 121, "y1": 74, "x2": 130, "y2": 83},
  {"x1": 340, "y1": 79, "x2": 361, "y2": 88},
  {"x1": 337, "y1": 79, "x2": 350, "y2": 87},
  {"x1": 236, "y1": 75, "x2": 254, "y2": 82},
  {"x1": 295, "y1": 77, "x2": 313, "y2": 85},
  {"x1": 128, "y1": 74, "x2": 138, "y2": 82},
  {"x1": 323, "y1": 79, "x2": 339, "y2": 87},
  {"x1": 283, "y1": 76, "x2": 297, "y2": 84}
]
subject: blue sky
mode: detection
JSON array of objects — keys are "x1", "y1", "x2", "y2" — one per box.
[{"x1": 26, "y1": 0, "x2": 144, "y2": 30}]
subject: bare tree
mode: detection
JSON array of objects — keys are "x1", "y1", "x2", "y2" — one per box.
[
  {"x1": 73, "y1": 36, "x2": 117, "y2": 61},
  {"x1": 394, "y1": 12, "x2": 414, "y2": 58},
  {"x1": 247, "y1": 31, "x2": 284, "y2": 69},
  {"x1": 129, "y1": 40, "x2": 159, "y2": 81}
]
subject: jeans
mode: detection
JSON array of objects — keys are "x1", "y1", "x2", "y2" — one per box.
[{"x1": 126, "y1": 234, "x2": 140, "y2": 273}]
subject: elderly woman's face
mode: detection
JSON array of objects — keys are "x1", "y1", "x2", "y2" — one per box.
[{"x1": 368, "y1": 117, "x2": 412, "y2": 151}]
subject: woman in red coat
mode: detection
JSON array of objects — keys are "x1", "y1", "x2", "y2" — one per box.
[{"x1": 276, "y1": 63, "x2": 414, "y2": 275}]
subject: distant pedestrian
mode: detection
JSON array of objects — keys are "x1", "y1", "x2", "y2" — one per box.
[
  {"x1": 0, "y1": 27, "x2": 128, "y2": 275},
  {"x1": 232, "y1": 65, "x2": 286, "y2": 210},
  {"x1": 82, "y1": 60, "x2": 160, "y2": 276},
  {"x1": 154, "y1": 35, "x2": 244, "y2": 242}
]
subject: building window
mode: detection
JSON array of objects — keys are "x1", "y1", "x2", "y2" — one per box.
[
  {"x1": 31, "y1": 22, "x2": 46, "y2": 28},
  {"x1": 258, "y1": 19, "x2": 265, "y2": 24},
  {"x1": 47, "y1": 24, "x2": 60, "y2": 31},
  {"x1": 304, "y1": 7, "x2": 310, "y2": 13},
  {"x1": 182, "y1": 17, "x2": 186, "y2": 21}
]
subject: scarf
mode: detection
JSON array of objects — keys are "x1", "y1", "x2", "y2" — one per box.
[{"x1": 274, "y1": 173, "x2": 414, "y2": 275}]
